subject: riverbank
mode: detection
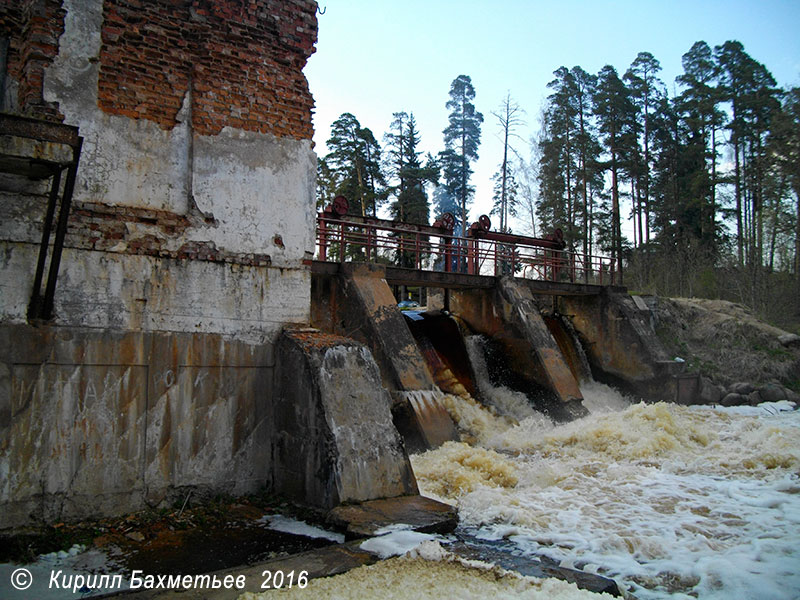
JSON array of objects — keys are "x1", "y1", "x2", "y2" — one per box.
[{"x1": 650, "y1": 296, "x2": 800, "y2": 404}]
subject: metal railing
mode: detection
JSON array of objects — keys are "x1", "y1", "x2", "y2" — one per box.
[{"x1": 316, "y1": 203, "x2": 617, "y2": 285}]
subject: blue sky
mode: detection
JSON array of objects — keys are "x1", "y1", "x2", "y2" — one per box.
[{"x1": 305, "y1": 0, "x2": 800, "y2": 226}]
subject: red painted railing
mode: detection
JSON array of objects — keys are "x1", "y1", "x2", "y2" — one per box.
[{"x1": 316, "y1": 206, "x2": 617, "y2": 285}]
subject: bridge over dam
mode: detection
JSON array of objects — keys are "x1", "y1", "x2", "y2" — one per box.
[{"x1": 269, "y1": 200, "x2": 685, "y2": 516}]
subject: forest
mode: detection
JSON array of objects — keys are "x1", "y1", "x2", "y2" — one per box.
[{"x1": 316, "y1": 41, "x2": 800, "y2": 329}]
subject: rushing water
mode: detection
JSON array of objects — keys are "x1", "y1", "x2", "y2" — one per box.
[
  {"x1": 248, "y1": 331, "x2": 800, "y2": 600},
  {"x1": 412, "y1": 376, "x2": 800, "y2": 600}
]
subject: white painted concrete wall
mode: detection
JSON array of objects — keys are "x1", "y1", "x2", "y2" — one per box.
[{"x1": 1, "y1": 0, "x2": 316, "y2": 337}]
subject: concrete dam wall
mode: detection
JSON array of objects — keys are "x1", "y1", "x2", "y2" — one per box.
[{"x1": 0, "y1": 0, "x2": 682, "y2": 531}]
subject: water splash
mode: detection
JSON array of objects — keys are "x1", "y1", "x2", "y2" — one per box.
[
  {"x1": 412, "y1": 399, "x2": 800, "y2": 599},
  {"x1": 466, "y1": 335, "x2": 548, "y2": 422}
]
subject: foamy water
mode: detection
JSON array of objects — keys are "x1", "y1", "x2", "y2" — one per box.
[
  {"x1": 245, "y1": 332, "x2": 800, "y2": 600},
  {"x1": 242, "y1": 540, "x2": 617, "y2": 600},
  {"x1": 413, "y1": 385, "x2": 800, "y2": 600}
]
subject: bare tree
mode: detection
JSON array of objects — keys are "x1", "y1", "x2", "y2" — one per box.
[{"x1": 491, "y1": 93, "x2": 526, "y2": 232}]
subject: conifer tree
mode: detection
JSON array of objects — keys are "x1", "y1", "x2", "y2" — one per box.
[
  {"x1": 715, "y1": 41, "x2": 780, "y2": 270},
  {"x1": 625, "y1": 52, "x2": 664, "y2": 249},
  {"x1": 441, "y1": 75, "x2": 484, "y2": 234},
  {"x1": 325, "y1": 112, "x2": 386, "y2": 217},
  {"x1": 593, "y1": 65, "x2": 636, "y2": 281},
  {"x1": 385, "y1": 113, "x2": 438, "y2": 225},
  {"x1": 538, "y1": 67, "x2": 578, "y2": 240},
  {"x1": 675, "y1": 41, "x2": 724, "y2": 252}
]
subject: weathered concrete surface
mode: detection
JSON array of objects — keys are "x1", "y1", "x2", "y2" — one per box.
[
  {"x1": 327, "y1": 495, "x2": 458, "y2": 539},
  {"x1": 496, "y1": 278, "x2": 584, "y2": 407},
  {"x1": 320, "y1": 263, "x2": 437, "y2": 392},
  {"x1": 560, "y1": 289, "x2": 684, "y2": 400},
  {"x1": 0, "y1": 324, "x2": 273, "y2": 530},
  {"x1": 0, "y1": 244, "x2": 310, "y2": 342},
  {"x1": 1, "y1": 0, "x2": 322, "y2": 532},
  {"x1": 543, "y1": 315, "x2": 594, "y2": 383},
  {"x1": 272, "y1": 330, "x2": 418, "y2": 509},
  {"x1": 311, "y1": 265, "x2": 460, "y2": 450}
]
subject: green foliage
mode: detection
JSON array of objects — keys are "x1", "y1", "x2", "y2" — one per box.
[
  {"x1": 323, "y1": 112, "x2": 387, "y2": 217},
  {"x1": 385, "y1": 112, "x2": 438, "y2": 225},
  {"x1": 537, "y1": 66, "x2": 602, "y2": 257},
  {"x1": 316, "y1": 45, "x2": 799, "y2": 324},
  {"x1": 441, "y1": 74, "x2": 483, "y2": 233}
]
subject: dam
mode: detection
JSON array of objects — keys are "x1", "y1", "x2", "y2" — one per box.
[
  {"x1": 0, "y1": 0, "x2": 682, "y2": 532},
  {"x1": 2, "y1": 4, "x2": 800, "y2": 599}
]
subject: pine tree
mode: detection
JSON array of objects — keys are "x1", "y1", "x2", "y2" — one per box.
[
  {"x1": 316, "y1": 156, "x2": 337, "y2": 211},
  {"x1": 594, "y1": 65, "x2": 636, "y2": 281},
  {"x1": 538, "y1": 67, "x2": 578, "y2": 240},
  {"x1": 441, "y1": 75, "x2": 484, "y2": 234},
  {"x1": 625, "y1": 52, "x2": 664, "y2": 249},
  {"x1": 570, "y1": 66, "x2": 601, "y2": 264},
  {"x1": 715, "y1": 41, "x2": 780, "y2": 270},
  {"x1": 325, "y1": 112, "x2": 386, "y2": 217},
  {"x1": 537, "y1": 67, "x2": 600, "y2": 265},
  {"x1": 767, "y1": 87, "x2": 800, "y2": 301},
  {"x1": 675, "y1": 41, "x2": 724, "y2": 253}
]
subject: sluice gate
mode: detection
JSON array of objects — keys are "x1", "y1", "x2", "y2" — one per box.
[{"x1": 309, "y1": 259, "x2": 682, "y2": 460}]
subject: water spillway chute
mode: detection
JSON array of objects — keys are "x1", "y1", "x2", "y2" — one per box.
[
  {"x1": 403, "y1": 308, "x2": 586, "y2": 425},
  {"x1": 543, "y1": 313, "x2": 593, "y2": 383},
  {"x1": 403, "y1": 310, "x2": 480, "y2": 400}
]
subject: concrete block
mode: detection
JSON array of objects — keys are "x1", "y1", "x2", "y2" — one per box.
[{"x1": 272, "y1": 330, "x2": 417, "y2": 509}]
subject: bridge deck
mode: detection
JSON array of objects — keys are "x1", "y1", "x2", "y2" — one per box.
[{"x1": 311, "y1": 261, "x2": 626, "y2": 296}]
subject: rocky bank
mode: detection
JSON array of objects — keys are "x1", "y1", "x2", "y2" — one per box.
[{"x1": 648, "y1": 296, "x2": 800, "y2": 407}]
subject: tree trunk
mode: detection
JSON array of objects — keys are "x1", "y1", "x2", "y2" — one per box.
[
  {"x1": 795, "y1": 185, "x2": 800, "y2": 315},
  {"x1": 501, "y1": 122, "x2": 509, "y2": 232},
  {"x1": 711, "y1": 125, "x2": 717, "y2": 248},
  {"x1": 735, "y1": 136, "x2": 744, "y2": 267},
  {"x1": 611, "y1": 139, "x2": 622, "y2": 284}
]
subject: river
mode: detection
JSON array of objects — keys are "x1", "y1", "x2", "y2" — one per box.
[
  {"x1": 413, "y1": 380, "x2": 800, "y2": 599},
  {"x1": 246, "y1": 336, "x2": 800, "y2": 600}
]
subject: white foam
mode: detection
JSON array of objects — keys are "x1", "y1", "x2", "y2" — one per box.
[
  {"x1": 579, "y1": 380, "x2": 632, "y2": 414},
  {"x1": 695, "y1": 400, "x2": 797, "y2": 417},
  {"x1": 412, "y1": 401, "x2": 800, "y2": 599},
  {"x1": 360, "y1": 530, "x2": 439, "y2": 559},
  {"x1": 261, "y1": 515, "x2": 345, "y2": 543},
  {"x1": 466, "y1": 336, "x2": 546, "y2": 422}
]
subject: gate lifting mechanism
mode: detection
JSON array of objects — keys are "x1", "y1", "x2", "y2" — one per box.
[{"x1": 316, "y1": 196, "x2": 616, "y2": 285}]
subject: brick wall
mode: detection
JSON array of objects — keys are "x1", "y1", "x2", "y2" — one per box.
[
  {"x1": 2, "y1": 0, "x2": 317, "y2": 140},
  {"x1": 99, "y1": 0, "x2": 317, "y2": 138},
  {"x1": 66, "y1": 201, "x2": 274, "y2": 267},
  {"x1": 1, "y1": 0, "x2": 66, "y2": 119}
]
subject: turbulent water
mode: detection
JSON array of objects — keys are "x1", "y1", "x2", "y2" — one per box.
[
  {"x1": 412, "y1": 381, "x2": 800, "y2": 600},
  {"x1": 250, "y1": 333, "x2": 800, "y2": 600}
]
